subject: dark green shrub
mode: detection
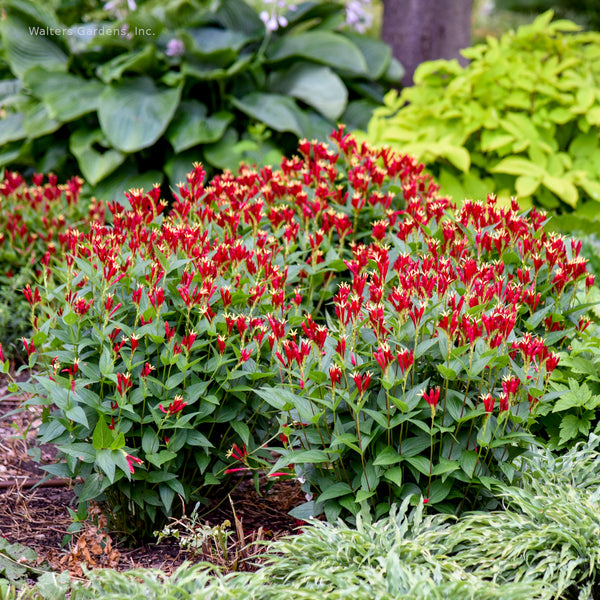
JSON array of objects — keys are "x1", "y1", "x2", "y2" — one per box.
[
  {"x1": 0, "y1": 0, "x2": 402, "y2": 203},
  {"x1": 362, "y1": 11, "x2": 600, "y2": 234}
]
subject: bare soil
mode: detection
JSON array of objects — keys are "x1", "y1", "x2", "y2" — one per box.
[{"x1": 0, "y1": 371, "x2": 305, "y2": 582}]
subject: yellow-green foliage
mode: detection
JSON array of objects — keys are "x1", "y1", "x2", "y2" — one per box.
[{"x1": 363, "y1": 11, "x2": 600, "y2": 232}]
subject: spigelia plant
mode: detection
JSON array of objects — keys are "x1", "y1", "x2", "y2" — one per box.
[
  {"x1": 24, "y1": 128, "x2": 593, "y2": 537},
  {"x1": 23, "y1": 126, "x2": 432, "y2": 538},
  {"x1": 362, "y1": 11, "x2": 600, "y2": 234},
  {"x1": 0, "y1": 171, "x2": 104, "y2": 360}
]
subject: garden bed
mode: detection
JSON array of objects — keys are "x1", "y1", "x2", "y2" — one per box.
[{"x1": 0, "y1": 373, "x2": 306, "y2": 582}]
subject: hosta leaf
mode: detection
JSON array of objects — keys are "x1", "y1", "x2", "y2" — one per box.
[
  {"x1": 24, "y1": 67, "x2": 102, "y2": 120},
  {"x1": 166, "y1": 100, "x2": 233, "y2": 152},
  {"x1": 92, "y1": 163, "x2": 163, "y2": 205},
  {"x1": 269, "y1": 63, "x2": 347, "y2": 121},
  {"x1": 0, "y1": 112, "x2": 25, "y2": 144},
  {"x1": 267, "y1": 31, "x2": 367, "y2": 76},
  {"x1": 97, "y1": 45, "x2": 156, "y2": 83},
  {"x1": 22, "y1": 101, "x2": 60, "y2": 138},
  {"x1": 98, "y1": 76, "x2": 182, "y2": 152},
  {"x1": 0, "y1": 16, "x2": 68, "y2": 77},
  {"x1": 70, "y1": 128, "x2": 126, "y2": 186},
  {"x1": 231, "y1": 93, "x2": 306, "y2": 137},
  {"x1": 341, "y1": 32, "x2": 391, "y2": 80}
]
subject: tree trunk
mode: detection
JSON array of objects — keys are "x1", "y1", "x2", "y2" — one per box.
[{"x1": 381, "y1": 0, "x2": 473, "y2": 87}]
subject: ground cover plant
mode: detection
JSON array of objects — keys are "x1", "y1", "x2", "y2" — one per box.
[
  {"x1": 0, "y1": 171, "x2": 104, "y2": 360},
  {"x1": 0, "y1": 0, "x2": 402, "y2": 202},
  {"x1": 23, "y1": 433, "x2": 600, "y2": 599},
  {"x1": 19, "y1": 127, "x2": 596, "y2": 541},
  {"x1": 362, "y1": 11, "x2": 600, "y2": 234}
]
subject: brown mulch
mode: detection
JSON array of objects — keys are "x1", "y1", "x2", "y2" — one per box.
[{"x1": 0, "y1": 370, "x2": 306, "y2": 581}]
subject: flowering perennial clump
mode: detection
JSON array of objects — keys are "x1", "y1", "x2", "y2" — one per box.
[
  {"x1": 0, "y1": 171, "x2": 104, "y2": 358},
  {"x1": 24, "y1": 127, "x2": 593, "y2": 535}
]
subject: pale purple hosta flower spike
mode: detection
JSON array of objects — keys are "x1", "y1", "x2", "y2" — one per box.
[
  {"x1": 260, "y1": 0, "x2": 296, "y2": 32},
  {"x1": 345, "y1": 0, "x2": 373, "y2": 33},
  {"x1": 166, "y1": 38, "x2": 185, "y2": 57}
]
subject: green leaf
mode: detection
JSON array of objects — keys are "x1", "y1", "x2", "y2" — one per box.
[
  {"x1": 1, "y1": 16, "x2": 68, "y2": 78},
  {"x1": 23, "y1": 68, "x2": 103, "y2": 122},
  {"x1": 231, "y1": 93, "x2": 306, "y2": 137},
  {"x1": 285, "y1": 449, "x2": 331, "y2": 464},
  {"x1": 373, "y1": 446, "x2": 402, "y2": 466},
  {"x1": 316, "y1": 482, "x2": 353, "y2": 503},
  {"x1": 267, "y1": 31, "x2": 367, "y2": 76},
  {"x1": 542, "y1": 174, "x2": 578, "y2": 207},
  {"x1": 559, "y1": 414, "x2": 589, "y2": 445},
  {"x1": 97, "y1": 45, "x2": 156, "y2": 83},
  {"x1": 231, "y1": 421, "x2": 250, "y2": 446},
  {"x1": 491, "y1": 156, "x2": 545, "y2": 177},
  {"x1": 166, "y1": 100, "x2": 233, "y2": 153},
  {"x1": 552, "y1": 380, "x2": 592, "y2": 412},
  {"x1": 269, "y1": 63, "x2": 347, "y2": 121},
  {"x1": 459, "y1": 450, "x2": 479, "y2": 478},
  {"x1": 383, "y1": 466, "x2": 403, "y2": 487},
  {"x1": 406, "y1": 455, "x2": 432, "y2": 476},
  {"x1": 431, "y1": 458, "x2": 460, "y2": 476},
  {"x1": 65, "y1": 406, "x2": 88, "y2": 428},
  {"x1": 515, "y1": 175, "x2": 541, "y2": 197},
  {"x1": 159, "y1": 484, "x2": 175, "y2": 513},
  {"x1": 70, "y1": 129, "x2": 126, "y2": 186},
  {"x1": 22, "y1": 101, "x2": 60, "y2": 139},
  {"x1": 95, "y1": 448, "x2": 116, "y2": 482},
  {"x1": 92, "y1": 418, "x2": 114, "y2": 450},
  {"x1": 98, "y1": 76, "x2": 182, "y2": 152},
  {"x1": 427, "y1": 479, "x2": 452, "y2": 504},
  {"x1": 340, "y1": 32, "x2": 391, "y2": 80},
  {"x1": 146, "y1": 450, "x2": 177, "y2": 468},
  {"x1": 0, "y1": 112, "x2": 25, "y2": 145}
]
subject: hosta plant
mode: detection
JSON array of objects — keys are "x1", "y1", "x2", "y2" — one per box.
[
  {"x1": 0, "y1": 0, "x2": 402, "y2": 203},
  {"x1": 0, "y1": 171, "x2": 104, "y2": 360},
  {"x1": 24, "y1": 128, "x2": 593, "y2": 537},
  {"x1": 362, "y1": 11, "x2": 600, "y2": 234}
]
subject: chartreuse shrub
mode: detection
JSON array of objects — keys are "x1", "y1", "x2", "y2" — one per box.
[
  {"x1": 0, "y1": 0, "x2": 402, "y2": 202},
  {"x1": 0, "y1": 171, "x2": 104, "y2": 360},
  {"x1": 36, "y1": 435, "x2": 600, "y2": 600},
  {"x1": 362, "y1": 11, "x2": 600, "y2": 233},
  {"x1": 23, "y1": 128, "x2": 593, "y2": 538}
]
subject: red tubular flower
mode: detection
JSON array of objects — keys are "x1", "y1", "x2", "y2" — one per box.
[
  {"x1": 0, "y1": 343, "x2": 4, "y2": 363},
  {"x1": 422, "y1": 386, "x2": 441, "y2": 411},
  {"x1": 229, "y1": 443, "x2": 248, "y2": 462},
  {"x1": 397, "y1": 349, "x2": 414, "y2": 377},
  {"x1": 353, "y1": 371, "x2": 372, "y2": 396},
  {"x1": 159, "y1": 395, "x2": 187, "y2": 416},
  {"x1": 22, "y1": 338, "x2": 35, "y2": 356},
  {"x1": 116, "y1": 372, "x2": 132, "y2": 395},
  {"x1": 481, "y1": 393, "x2": 494, "y2": 414},
  {"x1": 141, "y1": 363, "x2": 154, "y2": 378},
  {"x1": 329, "y1": 365, "x2": 342, "y2": 386},
  {"x1": 125, "y1": 453, "x2": 143, "y2": 474}
]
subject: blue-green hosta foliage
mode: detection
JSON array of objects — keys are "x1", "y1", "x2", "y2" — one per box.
[
  {"x1": 44, "y1": 434, "x2": 600, "y2": 600},
  {"x1": 0, "y1": 0, "x2": 402, "y2": 202},
  {"x1": 363, "y1": 11, "x2": 600, "y2": 234}
]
